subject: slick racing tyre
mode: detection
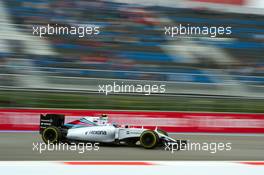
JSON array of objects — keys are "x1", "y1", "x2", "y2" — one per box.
[
  {"x1": 157, "y1": 129, "x2": 168, "y2": 136},
  {"x1": 140, "y1": 130, "x2": 159, "y2": 149},
  {"x1": 42, "y1": 126, "x2": 62, "y2": 144}
]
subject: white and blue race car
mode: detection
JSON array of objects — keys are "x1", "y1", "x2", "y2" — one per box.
[{"x1": 40, "y1": 114, "x2": 187, "y2": 149}]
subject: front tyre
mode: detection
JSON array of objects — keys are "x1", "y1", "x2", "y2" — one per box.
[
  {"x1": 140, "y1": 130, "x2": 159, "y2": 149},
  {"x1": 42, "y1": 126, "x2": 62, "y2": 144}
]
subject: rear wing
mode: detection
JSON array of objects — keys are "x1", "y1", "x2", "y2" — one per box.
[{"x1": 39, "y1": 114, "x2": 65, "y2": 133}]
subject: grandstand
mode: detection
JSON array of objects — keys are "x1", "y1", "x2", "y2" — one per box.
[{"x1": 0, "y1": 0, "x2": 263, "y2": 98}]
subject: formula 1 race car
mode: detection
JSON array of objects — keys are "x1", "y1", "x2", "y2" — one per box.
[{"x1": 39, "y1": 114, "x2": 187, "y2": 149}]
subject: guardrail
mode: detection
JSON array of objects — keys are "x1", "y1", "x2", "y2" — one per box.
[
  {"x1": 1, "y1": 65, "x2": 263, "y2": 84},
  {"x1": 1, "y1": 72, "x2": 264, "y2": 98}
]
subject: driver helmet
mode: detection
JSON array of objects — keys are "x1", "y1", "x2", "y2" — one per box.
[{"x1": 101, "y1": 114, "x2": 107, "y2": 118}]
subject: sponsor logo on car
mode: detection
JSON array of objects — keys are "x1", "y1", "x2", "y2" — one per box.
[{"x1": 85, "y1": 131, "x2": 107, "y2": 135}]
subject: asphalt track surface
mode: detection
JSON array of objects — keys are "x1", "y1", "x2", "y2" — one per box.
[{"x1": 0, "y1": 132, "x2": 263, "y2": 160}]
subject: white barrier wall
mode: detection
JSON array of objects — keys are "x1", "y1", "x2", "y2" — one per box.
[
  {"x1": 246, "y1": 0, "x2": 264, "y2": 8},
  {"x1": 0, "y1": 161, "x2": 264, "y2": 175},
  {"x1": 109, "y1": 0, "x2": 264, "y2": 14}
]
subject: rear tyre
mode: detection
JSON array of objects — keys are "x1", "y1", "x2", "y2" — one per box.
[
  {"x1": 140, "y1": 130, "x2": 159, "y2": 149},
  {"x1": 42, "y1": 126, "x2": 62, "y2": 144}
]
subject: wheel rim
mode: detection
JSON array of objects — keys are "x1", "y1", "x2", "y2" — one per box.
[{"x1": 43, "y1": 128, "x2": 57, "y2": 143}]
